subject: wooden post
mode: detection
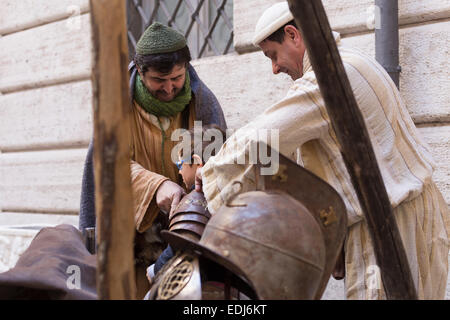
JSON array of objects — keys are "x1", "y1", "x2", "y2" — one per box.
[
  {"x1": 90, "y1": 0, "x2": 136, "y2": 300},
  {"x1": 286, "y1": 0, "x2": 417, "y2": 299}
]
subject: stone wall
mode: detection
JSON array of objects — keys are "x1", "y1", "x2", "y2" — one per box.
[{"x1": 0, "y1": 0, "x2": 90, "y2": 269}]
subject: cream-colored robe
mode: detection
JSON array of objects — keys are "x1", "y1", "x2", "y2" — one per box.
[
  {"x1": 201, "y1": 33, "x2": 449, "y2": 299},
  {"x1": 129, "y1": 99, "x2": 195, "y2": 233}
]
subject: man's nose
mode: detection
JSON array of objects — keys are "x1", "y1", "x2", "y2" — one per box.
[
  {"x1": 162, "y1": 81, "x2": 174, "y2": 93},
  {"x1": 272, "y1": 61, "x2": 280, "y2": 75}
]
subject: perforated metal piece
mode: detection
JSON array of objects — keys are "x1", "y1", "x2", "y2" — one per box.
[{"x1": 157, "y1": 257, "x2": 195, "y2": 300}]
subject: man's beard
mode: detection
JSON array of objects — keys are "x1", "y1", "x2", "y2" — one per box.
[{"x1": 151, "y1": 86, "x2": 182, "y2": 102}]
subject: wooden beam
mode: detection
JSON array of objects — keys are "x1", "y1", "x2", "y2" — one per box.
[
  {"x1": 90, "y1": 0, "x2": 136, "y2": 300},
  {"x1": 286, "y1": 0, "x2": 417, "y2": 299}
]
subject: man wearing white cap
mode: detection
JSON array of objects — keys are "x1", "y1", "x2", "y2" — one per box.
[{"x1": 196, "y1": 2, "x2": 449, "y2": 299}]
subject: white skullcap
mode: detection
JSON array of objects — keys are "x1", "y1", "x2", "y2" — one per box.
[{"x1": 252, "y1": 1, "x2": 294, "y2": 46}]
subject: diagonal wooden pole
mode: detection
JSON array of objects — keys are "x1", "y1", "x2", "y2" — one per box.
[
  {"x1": 90, "y1": 0, "x2": 136, "y2": 300},
  {"x1": 287, "y1": 0, "x2": 417, "y2": 299}
]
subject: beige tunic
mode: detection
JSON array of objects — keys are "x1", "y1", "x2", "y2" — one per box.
[
  {"x1": 129, "y1": 98, "x2": 195, "y2": 233},
  {"x1": 201, "y1": 33, "x2": 449, "y2": 299}
]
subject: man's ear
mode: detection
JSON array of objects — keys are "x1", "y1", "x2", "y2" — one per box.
[
  {"x1": 284, "y1": 25, "x2": 302, "y2": 45},
  {"x1": 136, "y1": 65, "x2": 144, "y2": 79},
  {"x1": 192, "y1": 154, "x2": 203, "y2": 166}
]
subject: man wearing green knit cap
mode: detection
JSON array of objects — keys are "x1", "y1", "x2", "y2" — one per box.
[
  {"x1": 79, "y1": 22, "x2": 227, "y2": 298},
  {"x1": 134, "y1": 22, "x2": 191, "y2": 104}
]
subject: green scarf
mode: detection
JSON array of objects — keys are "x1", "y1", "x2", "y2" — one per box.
[
  {"x1": 134, "y1": 72, "x2": 191, "y2": 176},
  {"x1": 134, "y1": 72, "x2": 191, "y2": 118}
]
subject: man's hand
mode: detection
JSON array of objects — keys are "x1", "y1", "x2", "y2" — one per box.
[
  {"x1": 156, "y1": 180, "x2": 186, "y2": 215},
  {"x1": 194, "y1": 167, "x2": 203, "y2": 192}
]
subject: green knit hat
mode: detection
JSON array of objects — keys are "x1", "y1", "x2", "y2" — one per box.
[{"x1": 136, "y1": 22, "x2": 187, "y2": 55}]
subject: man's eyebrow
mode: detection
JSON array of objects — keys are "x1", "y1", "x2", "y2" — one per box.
[
  {"x1": 150, "y1": 76, "x2": 165, "y2": 81},
  {"x1": 263, "y1": 50, "x2": 273, "y2": 58}
]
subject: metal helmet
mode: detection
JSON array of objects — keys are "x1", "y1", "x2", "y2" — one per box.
[
  {"x1": 145, "y1": 250, "x2": 256, "y2": 300},
  {"x1": 258, "y1": 145, "x2": 348, "y2": 298},
  {"x1": 157, "y1": 143, "x2": 347, "y2": 300},
  {"x1": 168, "y1": 190, "x2": 211, "y2": 241}
]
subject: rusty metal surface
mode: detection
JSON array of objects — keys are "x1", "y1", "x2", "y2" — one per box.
[
  {"x1": 169, "y1": 221, "x2": 205, "y2": 238},
  {"x1": 164, "y1": 190, "x2": 327, "y2": 300},
  {"x1": 167, "y1": 191, "x2": 211, "y2": 240},
  {"x1": 203, "y1": 191, "x2": 326, "y2": 299},
  {"x1": 170, "y1": 229, "x2": 201, "y2": 242},
  {"x1": 171, "y1": 191, "x2": 211, "y2": 220},
  {"x1": 160, "y1": 143, "x2": 347, "y2": 300},
  {"x1": 257, "y1": 144, "x2": 348, "y2": 299},
  {"x1": 170, "y1": 213, "x2": 210, "y2": 226}
]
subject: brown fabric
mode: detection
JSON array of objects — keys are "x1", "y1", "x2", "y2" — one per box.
[
  {"x1": 130, "y1": 98, "x2": 196, "y2": 233},
  {"x1": 129, "y1": 96, "x2": 196, "y2": 294},
  {"x1": 130, "y1": 161, "x2": 169, "y2": 232},
  {"x1": 0, "y1": 225, "x2": 97, "y2": 300}
]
